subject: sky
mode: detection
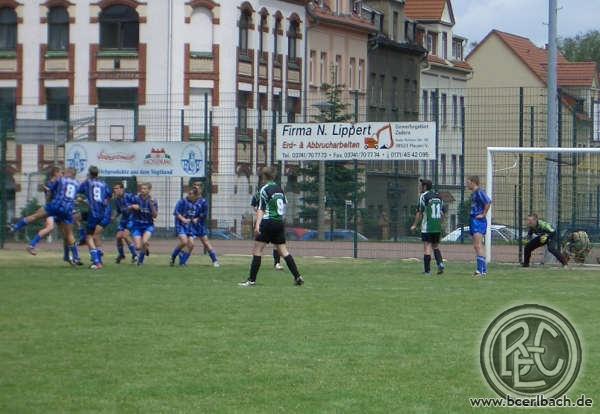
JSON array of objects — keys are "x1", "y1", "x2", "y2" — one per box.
[{"x1": 452, "y1": 0, "x2": 600, "y2": 48}]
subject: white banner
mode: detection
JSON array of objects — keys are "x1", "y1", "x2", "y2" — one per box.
[
  {"x1": 65, "y1": 142, "x2": 206, "y2": 178},
  {"x1": 276, "y1": 122, "x2": 436, "y2": 161}
]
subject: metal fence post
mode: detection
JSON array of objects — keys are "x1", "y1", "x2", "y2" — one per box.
[
  {"x1": 207, "y1": 110, "x2": 213, "y2": 233},
  {"x1": 459, "y1": 98, "x2": 465, "y2": 243},
  {"x1": 434, "y1": 88, "x2": 440, "y2": 188},
  {"x1": 518, "y1": 87, "x2": 524, "y2": 262},
  {"x1": 571, "y1": 106, "x2": 577, "y2": 230},
  {"x1": 0, "y1": 114, "x2": 6, "y2": 248},
  {"x1": 353, "y1": 90, "x2": 359, "y2": 258},
  {"x1": 529, "y1": 107, "x2": 534, "y2": 215},
  {"x1": 557, "y1": 90, "x2": 562, "y2": 243}
]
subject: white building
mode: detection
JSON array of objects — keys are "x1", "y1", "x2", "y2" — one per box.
[
  {"x1": 0, "y1": 0, "x2": 306, "y2": 229},
  {"x1": 404, "y1": 0, "x2": 472, "y2": 232}
]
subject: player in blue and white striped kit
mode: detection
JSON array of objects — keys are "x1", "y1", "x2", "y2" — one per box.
[
  {"x1": 170, "y1": 189, "x2": 197, "y2": 266},
  {"x1": 192, "y1": 182, "x2": 219, "y2": 267},
  {"x1": 11, "y1": 167, "x2": 81, "y2": 265},
  {"x1": 467, "y1": 175, "x2": 492, "y2": 277},
  {"x1": 112, "y1": 182, "x2": 138, "y2": 264},
  {"x1": 129, "y1": 182, "x2": 158, "y2": 265},
  {"x1": 78, "y1": 166, "x2": 112, "y2": 269}
]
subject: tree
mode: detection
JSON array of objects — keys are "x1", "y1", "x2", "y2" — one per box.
[
  {"x1": 559, "y1": 30, "x2": 600, "y2": 66},
  {"x1": 297, "y1": 67, "x2": 364, "y2": 234}
]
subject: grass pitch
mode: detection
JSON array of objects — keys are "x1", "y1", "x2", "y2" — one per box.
[{"x1": 0, "y1": 252, "x2": 599, "y2": 413}]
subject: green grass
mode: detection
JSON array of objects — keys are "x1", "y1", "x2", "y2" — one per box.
[{"x1": 1, "y1": 252, "x2": 599, "y2": 413}]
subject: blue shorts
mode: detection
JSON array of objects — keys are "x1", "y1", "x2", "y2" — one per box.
[
  {"x1": 131, "y1": 224, "x2": 155, "y2": 238},
  {"x1": 470, "y1": 217, "x2": 488, "y2": 235},
  {"x1": 175, "y1": 223, "x2": 193, "y2": 237},
  {"x1": 192, "y1": 223, "x2": 207, "y2": 238},
  {"x1": 117, "y1": 220, "x2": 132, "y2": 232},
  {"x1": 86, "y1": 215, "x2": 111, "y2": 233},
  {"x1": 44, "y1": 204, "x2": 74, "y2": 225}
]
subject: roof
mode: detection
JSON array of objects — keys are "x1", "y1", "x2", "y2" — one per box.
[
  {"x1": 469, "y1": 30, "x2": 598, "y2": 87},
  {"x1": 307, "y1": 3, "x2": 376, "y2": 34},
  {"x1": 405, "y1": 0, "x2": 453, "y2": 23},
  {"x1": 426, "y1": 54, "x2": 472, "y2": 72}
]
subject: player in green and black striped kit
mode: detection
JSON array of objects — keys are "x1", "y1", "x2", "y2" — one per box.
[
  {"x1": 239, "y1": 167, "x2": 304, "y2": 287},
  {"x1": 411, "y1": 179, "x2": 446, "y2": 275}
]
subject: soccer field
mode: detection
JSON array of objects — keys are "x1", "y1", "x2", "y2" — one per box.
[{"x1": 1, "y1": 252, "x2": 598, "y2": 413}]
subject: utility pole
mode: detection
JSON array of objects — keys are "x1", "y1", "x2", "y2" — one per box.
[{"x1": 545, "y1": 0, "x2": 559, "y2": 262}]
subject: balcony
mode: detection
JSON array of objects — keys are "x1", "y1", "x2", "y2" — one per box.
[
  {"x1": 96, "y1": 49, "x2": 139, "y2": 72},
  {"x1": 237, "y1": 48, "x2": 254, "y2": 78}
]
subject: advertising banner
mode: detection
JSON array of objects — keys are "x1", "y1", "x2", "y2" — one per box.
[
  {"x1": 276, "y1": 122, "x2": 436, "y2": 161},
  {"x1": 65, "y1": 141, "x2": 206, "y2": 178}
]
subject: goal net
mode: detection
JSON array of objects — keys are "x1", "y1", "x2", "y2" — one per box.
[{"x1": 485, "y1": 147, "x2": 600, "y2": 264}]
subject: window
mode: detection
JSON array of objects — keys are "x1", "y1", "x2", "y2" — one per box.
[
  {"x1": 441, "y1": 93, "x2": 447, "y2": 126},
  {"x1": 404, "y1": 79, "x2": 410, "y2": 112},
  {"x1": 422, "y1": 160, "x2": 428, "y2": 177},
  {"x1": 190, "y1": 8, "x2": 212, "y2": 53},
  {"x1": 48, "y1": 7, "x2": 69, "y2": 51},
  {"x1": 46, "y1": 88, "x2": 69, "y2": 122},
  {"x1": 459, "y1": 155, "x2": 464, "y2": 180},
  {"x1": 239, "y1": 10, "x2": 251, "y2": 51},
  {"x1": 392, "y1": 11, "x2": 399, "y2": 41},
  {"x1": 451, "y1": 154, "x2": 457, "y2": 185},
  {"x1": 0, "y1": 8, "x2": 17, "y2": 51},
  {"x1": 272, "y1": 93, "x2": 281, "y2": 114},
  {"x1": 0, "y1": 88, "x2": 16, "y2": 130},
  {"x1": 441, "y1": 154, "x2": 446, "y2": 184},
  {"x1": 99, "y1": 5, "x2": 139, "y2": 50},
  {"x1": 369, "y1": 73, "x2": 376, "y2": 105},
  {"x1": 273, "y1": 18, "x2": 280, "y2": 56},
  {"x1": 335, "y1": 55, "x2": 342, "y2": 84},
  {"x1": 422, "y1": 91, "x2": 428, "y2": 120},
  {"x1": 442, "y1": 32, "x2": 447, "y2": 60},
  {"x1": 237, "y1": 91, "x2": 251, "y2": 131},
  {"x1": 286, "y1": 96, "x2": 299, "y2": 123},
  {"x1": 459, "y1": 96, "x2": 465, "y2": 127},
  {"x1": 391, "y1": 77, "x2": 398, "y2": 110},
  {"x1": 358, "y1": 59, "x2": 365, "y2": 91},
  {"x1": 97, "y1": 87, "x2": 138, "y2": 109},
  {"x1": 430, "y1": 91, "x2": 436, "y2": 121},
  {"x1": 379, "y1": 75, "x2": 385, "y2": 106},
  {"x1": 426, "y1": 32, "x2": 437, "y2": 55},
  {"x1": 288, "y1": 20, "x2": 299, "y2": 60},
  {"x1": 452, "y1": 95, "x2": 458, "y2": 126},
  {"x1": 309, "y1": 50, "x2": 316, "y2": 84},
  {"x1": 452, "y1": 39, "x2": 463, "y2": 60},
  {"x1": 348, "y1": 58, "x2": 355, "y2": 90},
  {"x1": 416, "y1": 29, "x2": 425, "y2": 46},
  {"x1": 320, "y1": 52, "x2": 327, "y2": 84},
  {"x1": 258, "y1": 13, "x2": 267, "y2": 54}
]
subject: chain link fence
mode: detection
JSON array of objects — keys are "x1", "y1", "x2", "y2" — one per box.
[{"x1": 1, "y1": 87, "x2": 599, "y2": 263}]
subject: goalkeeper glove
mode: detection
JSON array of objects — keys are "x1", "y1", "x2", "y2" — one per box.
[{"x1": 540, "y1": 234, "x2": 548, "y2": 244}]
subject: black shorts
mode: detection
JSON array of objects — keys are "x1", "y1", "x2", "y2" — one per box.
[
  {"x1": 421, "y1": 232, "x2": 441, "y2": 244},
  {"x1": 255, "y1": 220, "x2": 286, "y2": 245}
]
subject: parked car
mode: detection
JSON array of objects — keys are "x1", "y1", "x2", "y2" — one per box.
[
  {"x1": 207, "y1": 228, "x2": 243, "y2": 240},
  {"x1": 301, "y1": 229, "x2": 369, "y2": 242},
  {"x1": 442, "y1": 225, "x2": 519, "y2": 243}
]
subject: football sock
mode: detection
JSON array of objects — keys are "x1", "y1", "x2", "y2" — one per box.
[
  {"x1": 477, "y1": 256, "x2": 485, "y2": 274},
  {"x1": 283, "y1": 255, "x2": 301, "y2": 278},
  {"x1": 180, "y1": 252, "x2": 191, "y2": 265},
  {"x1": 63, "y1": 244, "x2": 70, "y2": 261},
  {"x1": 482, "y1": 257, "x2": 488, "y2": 274},
  {"x1": 138, "y1": 250, "x2": 145, "y2": 263},
  {"x1": 434, "y1": 249, "x2": 444, "y2": 267},
  {"x1": 78, "y1": 228, "x2": 86, "y2": 244},
  {"x1": 128, "y1": 243, "x2": 137, "y2": 257},
  {"x1": 424, "y1": 255, "x2": 431, "y2": 273},
  {"x1": 90, "y1": 249, "x2": 99, "y2": 265},
  {"x1": 98, "y1": 249, "x2": 104, "y2": 264},
  {"x1": 171, "y1": 247, "x2": 182, "y2": 260},
  {"x1": 208, "y1": 250, "x2": 218, "y2": 263},
  {"x1": 69, "y1": 244, "x2": 80, "y2": 262},
  {"x1": 273, "y1": 250, "x2": 280, "y2": 265},
  {"x1": 30, "y1": 234, "x2": 42, "y2": 248},
  {"x1": 249, "y1": 255, "x2": 261, "y2": 282},
  {"x1": 13, "y1": 218, "x2": 28, "y2": 231},
  {"x1": 116, "y1": 241, "x2": 125, "y2": 257}
]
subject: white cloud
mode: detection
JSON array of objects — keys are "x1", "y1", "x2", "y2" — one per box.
[{"x1": 453, "y1": 0, "x2": 600, "y2": 47}]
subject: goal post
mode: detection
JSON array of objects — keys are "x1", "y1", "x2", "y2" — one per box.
[{"x1": 486, "y1": 146, "x2": 600, "y2": 263}]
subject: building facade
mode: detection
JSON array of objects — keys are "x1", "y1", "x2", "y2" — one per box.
[
  {"x1": 362, "y1": 0, "x2": 427, "y2": 238},
  {"x1": 404, "y1": 0, "x2": 472, "y2": 232},
  {"x1": 0, "y1": 0, "x2": 307, "y2": 229}
]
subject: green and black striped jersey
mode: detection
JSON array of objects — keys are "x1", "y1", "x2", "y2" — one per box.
[
  {"x1": 418, "y1": 190, "x2": 444, "y2": 233},
  {"x1": 258, "y1": 181, "x2": 286, "y2": 221}
]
